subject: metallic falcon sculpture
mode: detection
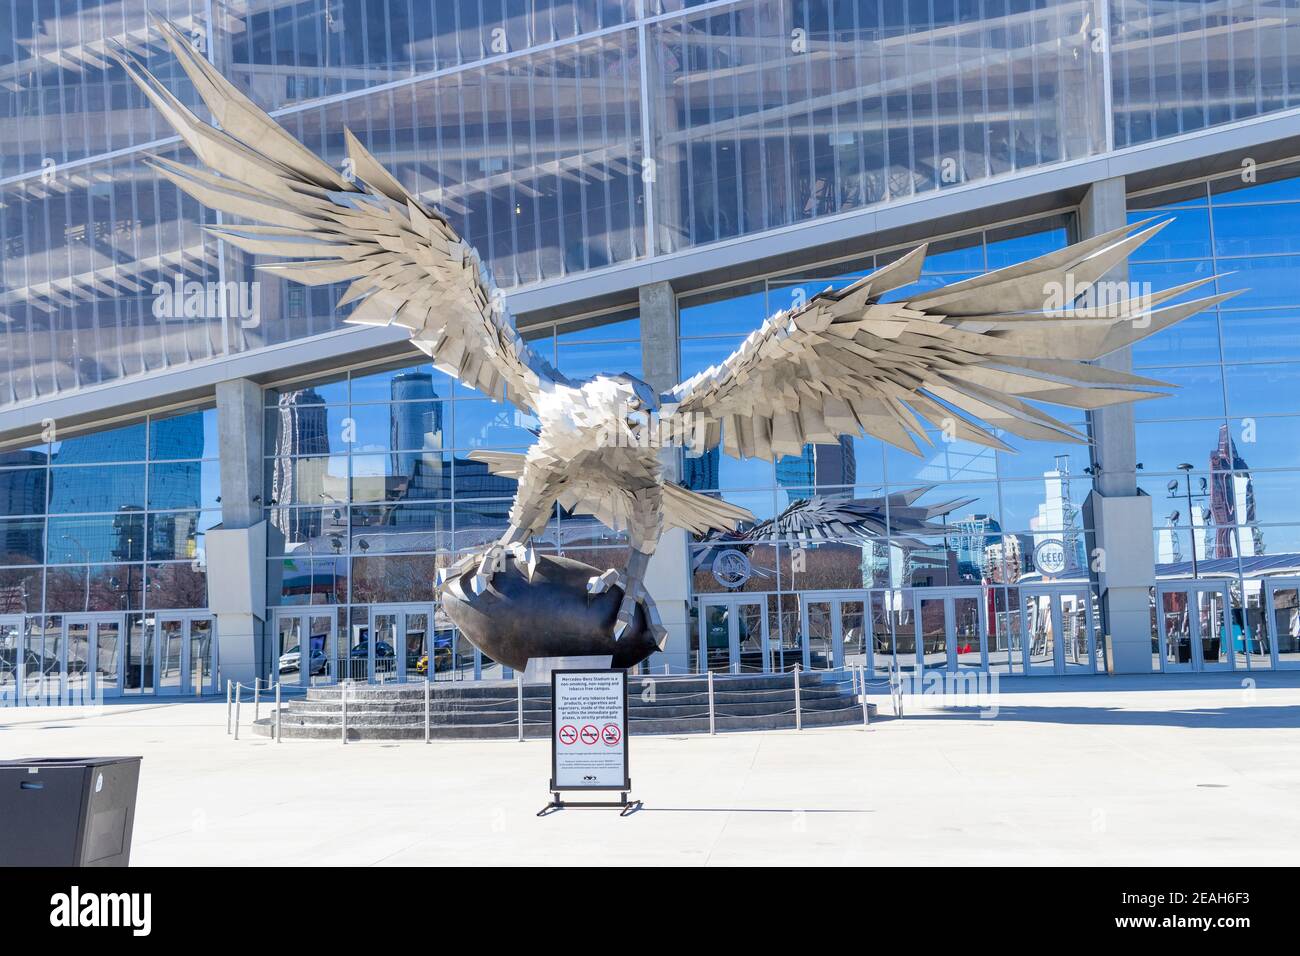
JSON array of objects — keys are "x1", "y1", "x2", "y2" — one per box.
[{"x1": 113, "y1": 19, "x2": 1238, "y2": 650}]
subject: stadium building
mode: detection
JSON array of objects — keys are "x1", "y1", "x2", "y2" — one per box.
[{"x1": 4, "y1": 0, "x2": 1300, "y2": 701}]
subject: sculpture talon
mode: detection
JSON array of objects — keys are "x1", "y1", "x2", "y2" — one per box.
[{"x1": 586, "y1": 568, "x2": 621, "y2": 595}]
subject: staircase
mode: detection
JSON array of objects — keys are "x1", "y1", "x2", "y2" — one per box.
[{"x1": 251, "y1": 671, "x2": 875, "y2": 740}]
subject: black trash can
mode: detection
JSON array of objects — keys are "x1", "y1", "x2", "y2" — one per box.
[{"x1": 0, "y1": 756, "x2": 142, "y2": 867}]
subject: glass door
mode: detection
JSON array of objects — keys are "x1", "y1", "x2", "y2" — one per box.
[
  {"x1": 369, "y1": 606, "x2": 431, "y2": 682},
  {"x1": 1020, "y1": 589, "x2": 1097, "y2": 675},
  {"x1": 801, "y1": 598, "x2": 838, "y2": 670},
  {"x1": 840, "y1": 599, "x2": 866, "y2": 670},
  {"x1": 61, "y1": 615, "x2": 124, "y2": 700},
  {"x1": 157, "y1": 618, "x2": 185, "y2": 694},
  {"x1": 155, "y1": 615, "x2": 218, "y2": 696},
  {"x1": 275, "y1": 614, "x2": 306, "y2": 687},
  {"x1": 189, "y1": 617, "x2": 215, "y2": 694},
  {"x1": 122, "y1": 614, "x2": 154, "y2": 695},
  {"x1": 369, "y1": 609, "x2": 400, "y2": 682},
  {"x1": 94, "y1": 618, "x2": 122, "y2": 697},
  {"x1": 404, "y1": 611, "x2": 428, "y2": 680},
  {"x1": 698, "y1": 597, "x2": 771, "y2": 673},
  {"x1": 1157, "y1": 585, "x2": 1236, "y2": 672},
  {"x1": 952, "y1": 595, "x2": 983, "y2": 670},
  {"x1": 915, "y1": 593, "x2": 948, "y2": 674},
  {"x1": 276, "y1": 611, "x2": 336, "y2": 686},
  {"x1": 1264, "y1": 579, "x2": 1300, "y2": 668}
]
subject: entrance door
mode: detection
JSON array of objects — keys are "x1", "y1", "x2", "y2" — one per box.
[
  {"x1": 1264, "y1": 578, "x2": 1300, "y2": 669},
  {"x1": 122, "y1": 614, "x2": 154, "y2": 696},
  {"x1": 61, "y1": 615, "x2": 125, "y2": 700},
  {"x1": 1021, "y1": 588, "x2": 1098, "y2": 675},
  {"x1": 1156, "y1": 584, "x2": 1236, "y2": 672},
  {"x1": 698, "y1": 596, "x2": 770, "y2": 673},
  {"x1": 369, "y1": 606, "x2": 431, "y2": 682},
  {"x1": 913, "y1": 590, "x2": 987, "y2": 674},
  {"x1": 275, "y1": 611, "x2": 336, "y2": 686},
  {"x1": 799, "y1": 594, "x2": 869, "y2": 671},
  {"x1": 155, "y1": 615, "x2": 218, "y2": 696}
]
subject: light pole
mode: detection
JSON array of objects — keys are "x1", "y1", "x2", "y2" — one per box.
[{"x1": 1167, "y1": 463, "x2": 1210, "y2": 580}]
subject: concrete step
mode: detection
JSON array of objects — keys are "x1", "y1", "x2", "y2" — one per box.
[
  {"x1": 251, "y1": 702, "x2": 875, "y2": 740},
  {"x1": 278, "y1": 686, "x2": 850, "y2": 715},
  {"x1": 300, "y1": 672, "x2": 836, "y2": 701},
  {"x1": 244, "y1": 671, "x2": 872, "y2": 740}
]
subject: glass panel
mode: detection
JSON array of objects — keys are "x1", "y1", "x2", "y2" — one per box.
[
  {"x1": 0, "y1": 619, "x2": 18, "y2": 690},
  {"x1": 1162, "y1": 590, "x2": 1192, "y2": 667},
  {"x1": 123, "y1": 615, "x2": 154, "y2": 694},
  {"x1": 1271, "y1": 587, "x2": 1300, "y2": 667},
  {"x1": 989, "y1": 588, "x2": 1021, "y2": 674},
  {"x1": 1061, "y1": 593, "x2": 1091, "y2": 673},
  {"x1": 46, "y1": 624, "x2": 65, "y2": 685},
  {"x1": 918, "y1": 597, "x2": 947, "y2": 672},
  {"x1": 405, "y1": 612, "x2": 429, "y2": 676},
  {"x1": 869, "y1": 592, "x2": 898, "y2": 678},
  {"x1": 737, "y1": 602, "x2": 767, "y2": 674},
  {"x1": 277, "y1": 616, "x2": 303, "y2": 680},
  {"x1": 189, "y1": 619, "x2": 212, "y2": 693},
  {"x1": 1198, "y1": 590, "x2": 1229, "y2": 667},
  {"x1": 703, "y1": 604, "x2": 729, "y2": 673},
  {"x1": 66, "y1": 621, "x2": 90, "y2": 695},
  {"x1": 95, "y1": 621, "x2": 120, "y2": 692},
  {"x1": 159, "y1": 620, "x2": 184, "y2": 691},
  {"x1": 805, "y1": 600, "x2": 834, "y2": 670},
  {"x1": 953, "y1": 596, "x2": 981, "y2": 670},
  {"x1": 840, "y1": 600, "x2": 866, "y2": 670},
  {"x1": 371, "y1": 612, "x2": 398, "y2": 681},
  {"x1": 307, "y1": 615, "x2": 334, "y2": 684},
  {"x1": 1025, "y1": 593, "x2": 1057, "y2": 670},
  {"x1": 343, "y1": 611, "x2": 367, "y2": 682}
]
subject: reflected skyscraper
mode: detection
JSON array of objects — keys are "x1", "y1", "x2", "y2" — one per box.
[
  {"x1": 270, "y1": 388, "x2": 330, "y2": 540},
  {"x1": 1210, "y1": 424, "x2": 1264, "y2": 559},
  {"x1": 776, "y1": 439, "x2": 857, "y2": 493}
]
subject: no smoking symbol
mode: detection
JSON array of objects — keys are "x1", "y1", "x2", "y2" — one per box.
[
  {"x1": 579, "y1": 725, "x2": 599, "y2": 746},
  {"x1": 601, "y1": 724, "x2": 621, "y2": 746},
  {"x1": 558, "y1": 725, "x2": 577, "y2": 745}
]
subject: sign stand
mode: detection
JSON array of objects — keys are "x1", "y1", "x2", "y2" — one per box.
[{"x1": 538, "y1": 669, "x2": 640, "y2": 816}]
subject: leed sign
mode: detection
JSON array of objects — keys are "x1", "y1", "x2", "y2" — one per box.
[{"x1": 550, "y1": 670, "x2": 630, "y2": 791}]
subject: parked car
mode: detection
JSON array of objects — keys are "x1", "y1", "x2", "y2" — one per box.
[{"x1": 278, "y1": 645, "x2": 328, "y2": 675}]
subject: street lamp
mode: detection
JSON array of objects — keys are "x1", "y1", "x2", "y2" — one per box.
[{"x1": 1168, "y1": 463, "x2": 1210, "y2": 579}]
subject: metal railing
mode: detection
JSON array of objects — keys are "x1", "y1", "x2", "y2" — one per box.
[
  {"x1": 227, "y1": 678, "x2": 283, "y2": 742},
  {"x1": 224, "y1": 664, "x2": 899, "y2": 742}
]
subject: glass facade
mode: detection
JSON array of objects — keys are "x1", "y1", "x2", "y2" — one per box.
[
  {"x1": 5, "y1": 1, "x2": 1300, "y2": 409},
  {"x1": 0, "y1": 406, "x2": 218, "y2": 615}
]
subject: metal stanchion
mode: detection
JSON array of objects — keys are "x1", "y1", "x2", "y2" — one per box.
[
  {"x1": 254, "y1": 679, "x2": 260, "y2": 722},
  {"x1": 793, "y1": 665, "x2": 802, "y2": 731},
  {"x1": 341, "y1": 682, "x2": 348, "y2": 744},
  {"x1": 233, "y1": 683, "x2": 241, "y2": 740},
  {"x1": 707, "y1": 670, "x2": 716, "y2": 735},
  {"x1": 225, "y1": 679, "x2": 232, "y2": 735},
  {"x1": 516, "y1": 672, "x2": 524, "y2": 742},
  {"x1": 275, "y1": 682, "x2": 282, "y2": 742},
  {"x1": 424, "y1": 678, "x2": 431, "y2": 744},
  {"x1": 860, "y1": 666, "x2": 870, "y2": 728}
]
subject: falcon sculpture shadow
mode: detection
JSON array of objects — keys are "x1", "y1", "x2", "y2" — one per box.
[{"x1": 112, "y1": 19, "x2": 1239, "y2": 666}]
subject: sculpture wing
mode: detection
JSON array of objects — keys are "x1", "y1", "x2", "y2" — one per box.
[
  {"x1": 663, "y1": 221, "x2": 1240, "y2": 459},
  {"x1": 110, "y1": 18, "x2": 563, "y2": 412}
]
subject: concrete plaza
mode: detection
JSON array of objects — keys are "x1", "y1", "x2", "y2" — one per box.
[{"x1": 2, "y1": 673, "x2": 1298, "y2": 866}]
